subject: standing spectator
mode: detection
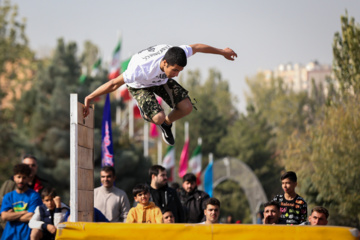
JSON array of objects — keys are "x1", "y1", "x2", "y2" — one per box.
[
  {"x1": 179, "y1": 173, "x2": 209, "y2": 223},
  {"x1": 29, "y1": 187, "x2": 69, "y2": 240},
  {"x1": 273, "y1": 171, "x2": 307, "y2": 225},
  {"x1": 148, "y1": 165, "x2": 184, "y2": 223},
  {"x1": 1, "y1": 164, "x2": 42, "y2": 240},
  {"x1": 94, "y1": 166, "x2": 130, "y2": 222},
  {"x1": 126, "y1": 184, "x2": 163, "y2": 223},
  {"x1": 300, "y1": 206, "x2": 329, "y2": 226},
  {"x1": 263, "y1": 201, "x2": 286, "y2": 225},
  {"x1": 201, "y1": 198, "x2": 221, "y2": 224}
]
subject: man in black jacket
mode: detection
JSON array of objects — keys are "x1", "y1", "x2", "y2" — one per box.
[
  {"x1": 179, "y1": 173, "x2": 210, "y2": 223},
  {"x1": 149, "y1": 165, "x2": 184, "y2": 223}
]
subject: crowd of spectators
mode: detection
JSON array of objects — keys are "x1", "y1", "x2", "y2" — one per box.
[{"x1": 0, "y1": 157, "x2": 335, "y2": 240}]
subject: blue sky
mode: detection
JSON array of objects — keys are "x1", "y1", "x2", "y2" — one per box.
[{"x1": 12, "y1": 0, "x2": 360, "y2": 112}]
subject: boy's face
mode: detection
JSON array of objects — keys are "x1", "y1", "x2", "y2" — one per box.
[
  {"x1": 281, "y1": 178, "x2": 297, "y2": 194},
  {"x1": 43, "y1": 196, "x2": 56, "y2": 210},
  {"x1": 14, "y1": 173, "x2": 29, "y2": 191},
  {"x1": 163, "y1": 61, "x2": 184, "y2": 79},
  {"x1": 134, "y1": 191, "x2": 150, "y2": 205},
  {"x1": 309, "y1": 211, "x2": 328, "y2": 226},
  {"x1": 163, "y1": 211, "x2": 175, "y2": 223},
  {"x1": 204, "y1": 204, "x2": 220, "y2": 223}
]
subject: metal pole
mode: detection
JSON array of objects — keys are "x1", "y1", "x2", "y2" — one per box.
[{"x1": 70, "y1": 94, "x2": 78, "y2": 222}]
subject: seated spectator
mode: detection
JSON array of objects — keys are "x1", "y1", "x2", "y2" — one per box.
[
  {"x1": 149, "y1": 165, "x2": 184, "y2": 223},
  {"x1": 94, "y1": 166, "x2": 130, "y2": 222},
  {"x1": 29, "y1": 187, "x2": 69, "y2": 240},
  {"x1": 179, "y1": 173, "x2": 209, "y2": 223},
  {"x1": 263, "y1": 201, "x2": 286, "y2": 225},
  {"x1": 300, "y1": 206, "x2": 329, "y2": 226},
  {"x1": 126, "y1": 184, "x2": 163, "y2": 223},
  {"x1": 272, "y1": 171, "x2": 307, "y2": 225},
  {"x1": 201, "y1": 198, "x2": 221, "y2": 224},
  {"x1": 162, "y1": 208, "x2": 175, "y2": 223},
  {"x1": 1, "y1": 164, "x2": 42, "y2": 240},
  {"x1": 225, "y1": 214, "x2": 234, "y2": 224},
  {"x1": 0, "y1": 155, "x2": 47, "y2": 232}
]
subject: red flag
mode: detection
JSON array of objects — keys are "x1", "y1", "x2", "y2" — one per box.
[{"x1": 178, "y1": 139, "x2": 190, "y2": 178}]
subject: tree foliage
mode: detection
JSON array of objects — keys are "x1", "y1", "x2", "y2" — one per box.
[
  {"x1": 0, "y1": 0, "x2": 34, "y2": 182},
  {"x1": 333, "y1": 12, "x2": 360, "y2": 95}
]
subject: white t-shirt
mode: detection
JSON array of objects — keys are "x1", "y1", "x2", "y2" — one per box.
[{"x1": 123, "y1": 44, "x2": 193, "y2": 89}]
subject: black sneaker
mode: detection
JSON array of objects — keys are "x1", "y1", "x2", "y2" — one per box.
[{"x1": 159, "y1": 122, "x2": 175, "y2": 146}]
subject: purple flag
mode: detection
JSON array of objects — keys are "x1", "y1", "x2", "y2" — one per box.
[{"x1": 101, "y1": 94, "x2": 114, "y2": 166}]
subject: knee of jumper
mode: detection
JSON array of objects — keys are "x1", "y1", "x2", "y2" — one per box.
[{"x1": 152, "y1": 112, "x2": 166, "y2": 125}]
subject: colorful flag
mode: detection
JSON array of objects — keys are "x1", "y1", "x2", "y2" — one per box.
[
  {"x1": 79, "y1": 66, "x2": 87, "y2": 84},
  {"x1": 204, "y1": 160, "x2": 213, "y2": 197},
  {"x1": 101, "y1": 94, "x2": 114, "y2": 166},
  {"x1": 189, "y1": 144, "x2": 202, "y2": 185},
  {"x1": 150, "y1": 123, "x2": 159, "y2": 138},
  {"x1": 178, "y1": 139, "x2": 190, "y2": 178},
  {"x1": 90, "y1": 58, "x2": 102, "y2": 77},
  {"x1": 162, "y1": 145, "x2": 175, "y2": 169},
  {"x1": 108, "y1": 39, "x2": 121, "y2": 79},
  {"x1": 163, "y1": 145, "x2": 175, "y2": 182}
]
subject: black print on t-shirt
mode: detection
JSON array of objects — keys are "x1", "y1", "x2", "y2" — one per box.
[
  {"x1": 141, "y1": 45, "x2": 171, "y2": 61},
  {"x1": 138, "y1": 46, "x2": 156, "y2": 54}
]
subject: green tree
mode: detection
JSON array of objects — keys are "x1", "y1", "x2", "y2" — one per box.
[
  {"x1": 0, "y1": 0, "x2": 34, "y2": 182},
  {"x1": 213, "y1": 180, "x2": 252, "y2": 223},
  {"x1": 284, "y1": 97, "x2": 360, "y2": 228},
  {"x1": 216, "y1": 105, "x2": 282, "y2": 198},
  {"x1": 175, "y1": 69, "x2": 238, "y2": 171},
  {"x1": 333, "y1": 12, "x2": 360, "y2": 95}
]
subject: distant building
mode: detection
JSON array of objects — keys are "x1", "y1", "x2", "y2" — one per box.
[{"x1": 261, "y1": 61, "x2": 336, "y2": 96}]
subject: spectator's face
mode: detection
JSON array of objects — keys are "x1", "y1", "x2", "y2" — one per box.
[
  {"x1": 163, "y1": 211, "x2": 175, "y2": 223},
  {"x1": 309, "y1": 211, "x2": 328, "y2": 226},
  {"x1": 204, "y1": 204, "x2": 220, "y2": 223},
  {"x1": 281, "y1": 178, "x2": 297, "y2": 195},
  {"x1": 100, "y1": 170, "x2": 115, "y2": 188},
  {"x1": 182, "y1": 181, "x2": 196, "y2": 193},
  {"x1": 14, "y1": 173, "x2": 29, "y2": 191},
  {"x1": 134, "y1": 191, "x2": 150, "y2": 206},
  {"x1": 153, "y1": 170, "x2": 168, "y2": 188},
  {"x1": 23, "y1": 158, "x2": 38, "y2": 177},
  {"x1": 263, "y1": 205, "x2": 280, "y2": 224},
  {"x1": 43, "y1": 196, "x2": 56, "y2": 211}
]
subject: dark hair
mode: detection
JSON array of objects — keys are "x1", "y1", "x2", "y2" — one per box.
[
  {"x1": 170, "y1": 182, "x2": 180, "y2": 190},
  {"x1": 204, "y1": 197, "x2": 221, "y2": 208},
  {"x1": 41, "y1": 187, "x2": 57, "y2": 199},
  {"x1": 132, "y1": 183, "x2": 150, "y2": 197},
  {"x1": 263, "y1": 201, "x2": 280, "y2": 211},
  {"x1": 183, "y1": 173, "x2": 196, "y2": 184},
  {"x1": 149, "y1": 165, "x2": 165, "y2": 180},
  {"x1": 311, "y1": 206, "x2": 329, "y2": 219},
  {"x1": 101, "y1": 166, "x2": 115, "y2": 176},
  {"x1": 281, "y1": 171, "x2": 297, "y2": 182},
  {"x1": 13, "y1": 164, "x2": 31, "y2": 177},
  {"x1": 22, "y1": 154, "x2": 37, "y2": 162},
  {"x1": 163, "y1": 47, "x2": 187, "y2": 67},
  {"x1": 161, "y1": 207, "x2": 174, "y2": 215}
]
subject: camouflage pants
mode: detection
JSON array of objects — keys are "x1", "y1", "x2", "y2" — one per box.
[{"x1": 127, "y1": 79, "x2": 189, "y2": 122}]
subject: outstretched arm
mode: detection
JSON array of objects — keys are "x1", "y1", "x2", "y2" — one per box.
[
  {"x1": 189, "y1": 44, "x2": 237, "y2": 61},
  {"x1": 83, "y1": 74, "x2": 125, "y2": 117}
]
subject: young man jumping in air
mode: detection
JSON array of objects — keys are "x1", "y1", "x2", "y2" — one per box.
[{"x1": 83, "y1": 44, "x2": 237, "y2": 145}]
